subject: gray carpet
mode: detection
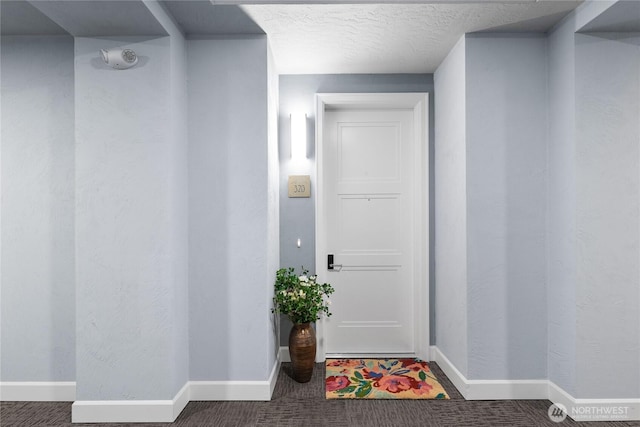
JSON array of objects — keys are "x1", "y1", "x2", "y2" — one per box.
[{"x1": 2, "y1": 362, "x2": 639, "y2": 426}]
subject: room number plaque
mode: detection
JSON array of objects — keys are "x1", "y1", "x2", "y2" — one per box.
[{"x1": 288, "y1": 175, "x2": 311, "y2": 198}]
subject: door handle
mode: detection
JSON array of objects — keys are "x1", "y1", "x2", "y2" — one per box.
[{"x1": 327, "y1": 254, "x2": 343, "y2": 271}]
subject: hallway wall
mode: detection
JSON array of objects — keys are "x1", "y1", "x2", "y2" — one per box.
[
  {"x1": 74, "y1": 33, "x2": 188, "y2": 401},
  {"x1": 1, "y1": 30, "x2": 278, "y2": 402},
  {"x1": 574, "y1": 31, "x2": 640, "y2": 399},
  {"x1": 187, "y1": 35, "x2": 277, "y2": 381},
  {"x1": 547, "y1": 0, "x2": 640, "y2": 400},
  {"x1": 434, "y1": 33, "x2": 548, "y2": 381},
  {"x1": 1, "y1": 35, "x2": 76, "y2": 383},
  {"x1": 465, "y1": 34, "x2": 548, "y2": 380},
  {"x1": 547, "y1": 10, "x2": 578, "y2": 395},
  {"x1": 434, "y1": 0, "x2": 640, "y2": 409},
  {"x1": 434, "y1": 36, "x2": 468, "y2": 377}
]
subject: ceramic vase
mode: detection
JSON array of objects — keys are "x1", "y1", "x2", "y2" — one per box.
[{"x1": 288, "y1": 323, "x2": 316, "y2": 383}]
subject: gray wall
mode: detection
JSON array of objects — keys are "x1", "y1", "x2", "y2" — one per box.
[
  {"x1": 547, "y1": 12, "x2": 578, "y2": 395},
  {"x1": 434, "y1": 34, "x2": 548, "y2": 380},
  {"x1": 434, "y1": 0, "x2": 640, "y2": 393},
  {"x1": 74, "y1": 33, "x2": 188, "y2": 400},
  {"x1": 1, "y1": 35, "x2": 76, "y2": 382},
  {"x1": 146, "y1": 1, "x2": 190, "y2": 396},
  {"x1": 574, "y1": 31, "x2": 640, "y2": 399},
  {"x1": 547, "y1": 0, "x2": 640, "y2": 399},
  {"x1": 465, "y1": 34, "x2": 548, "y2": 380},
  {"x1": 433, "y1": 36, "x2": 469, "y2": 376},
  {"x1": 278, "y1": 73, "x2": 435, "y2": 345},
  {"x1": 188, "y1": 36, "x2": 277, "y2": 381},
  {"x1": 266, "y1": 45, "x2": 280, "y2": 370},
  {"x1": 2, "y1": 24, "x2": 278, "y2": 395}
]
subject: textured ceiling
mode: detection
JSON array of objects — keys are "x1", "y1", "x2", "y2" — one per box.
[{"x1": 242, "y1": 2, "x2": 582, "y2": 74}]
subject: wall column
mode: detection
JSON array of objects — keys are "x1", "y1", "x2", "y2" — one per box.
[{"x1": 72, "y1": 31, "x2": 189, "y2": 423}]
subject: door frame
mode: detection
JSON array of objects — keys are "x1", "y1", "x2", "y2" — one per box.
[{"x1": 315, "y1": 92, "x2": 430, "y2": 362}]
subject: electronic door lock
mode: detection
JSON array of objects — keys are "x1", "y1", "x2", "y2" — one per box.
[{"x1": 327, "y1": 254, "x2": 342, "y2": 271}]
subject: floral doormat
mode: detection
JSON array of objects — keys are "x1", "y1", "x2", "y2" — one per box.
[{"x1": 326, "y1": 358, "x2": 450, "y2": 399}]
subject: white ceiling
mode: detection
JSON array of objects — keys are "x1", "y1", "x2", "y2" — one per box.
[{"x1": 242, "y1": 1, "x2": 582, "y2": 74}]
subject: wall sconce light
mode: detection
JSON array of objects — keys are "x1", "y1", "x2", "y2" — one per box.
[{"x1": 290, "y1": 113, "x2": 306, "y2": 160}]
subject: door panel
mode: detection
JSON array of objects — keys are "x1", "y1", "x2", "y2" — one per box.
[
  {"x1": 324, "y1": 109, "x2": 415, "y2": 355},
  {"x1": 338, "y1": 124, "x2": 401, "y2": 182},
  {"x1": 339, "y1": 195, "x2": 401, "y2": 252}
]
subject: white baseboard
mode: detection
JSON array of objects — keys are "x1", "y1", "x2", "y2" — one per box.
[
  {"x1": 6, "y1": 352, "x2": 637, "y2": 423},
  {"x1": 189, "y1": 380, "x2": 271, "y2": 401},
  {"x1": 71, "y1": 355, "x2": 281, "y2": 424},
  {"x1": 0, "y1": 381, "x2": 76, "y2": 401},
  {"x1": 430, "y1": 346, "x2": 470, "y2": 397},
  {"x1": 465, "y1": 379, "x2": 549, "y2": 401},
  {"x1": 548, "y1": 381, "x2": 640, "y2": 422},
  {"x1": 5, "y1": 358, "x2": 283, "y2": 423},
  {"x1": 269, "y1": 351, "x2": 281, "y2": 398},
  {"x1": 433, "y1": 346, "x2": 640, "y2": 421},
  {"x1": 72, "y1": 382, "x2": 189, "y2": 423},
  {"x1": 173, "y1": 382, "x2": 191, "y2": 421},
  {"x1": 190, "y1": 355, "x2": 281, "y2": 401},
  {"x1": 547, "y1": 380, "x2": 575, "y2": 414},
  {"x1": 432, "y1": 346, "x2": 547, "y2": 400}
]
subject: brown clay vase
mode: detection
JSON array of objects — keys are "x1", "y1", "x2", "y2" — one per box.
[{"x1": 288, "y1": 323, "x2": 316, "y2": 383}]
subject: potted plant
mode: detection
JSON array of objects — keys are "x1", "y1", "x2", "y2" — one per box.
[{"x1": 272, "y1": 267, "x2": 334, "y2": 383}]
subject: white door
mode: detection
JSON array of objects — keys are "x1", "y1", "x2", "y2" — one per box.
[{"x1": 322, "y1": 108, "x2": 416, "y2": 356}]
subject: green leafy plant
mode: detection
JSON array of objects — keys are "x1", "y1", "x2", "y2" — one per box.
[{"x1": 272, "y1": 267, "x2": 334, "y2": 324}]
